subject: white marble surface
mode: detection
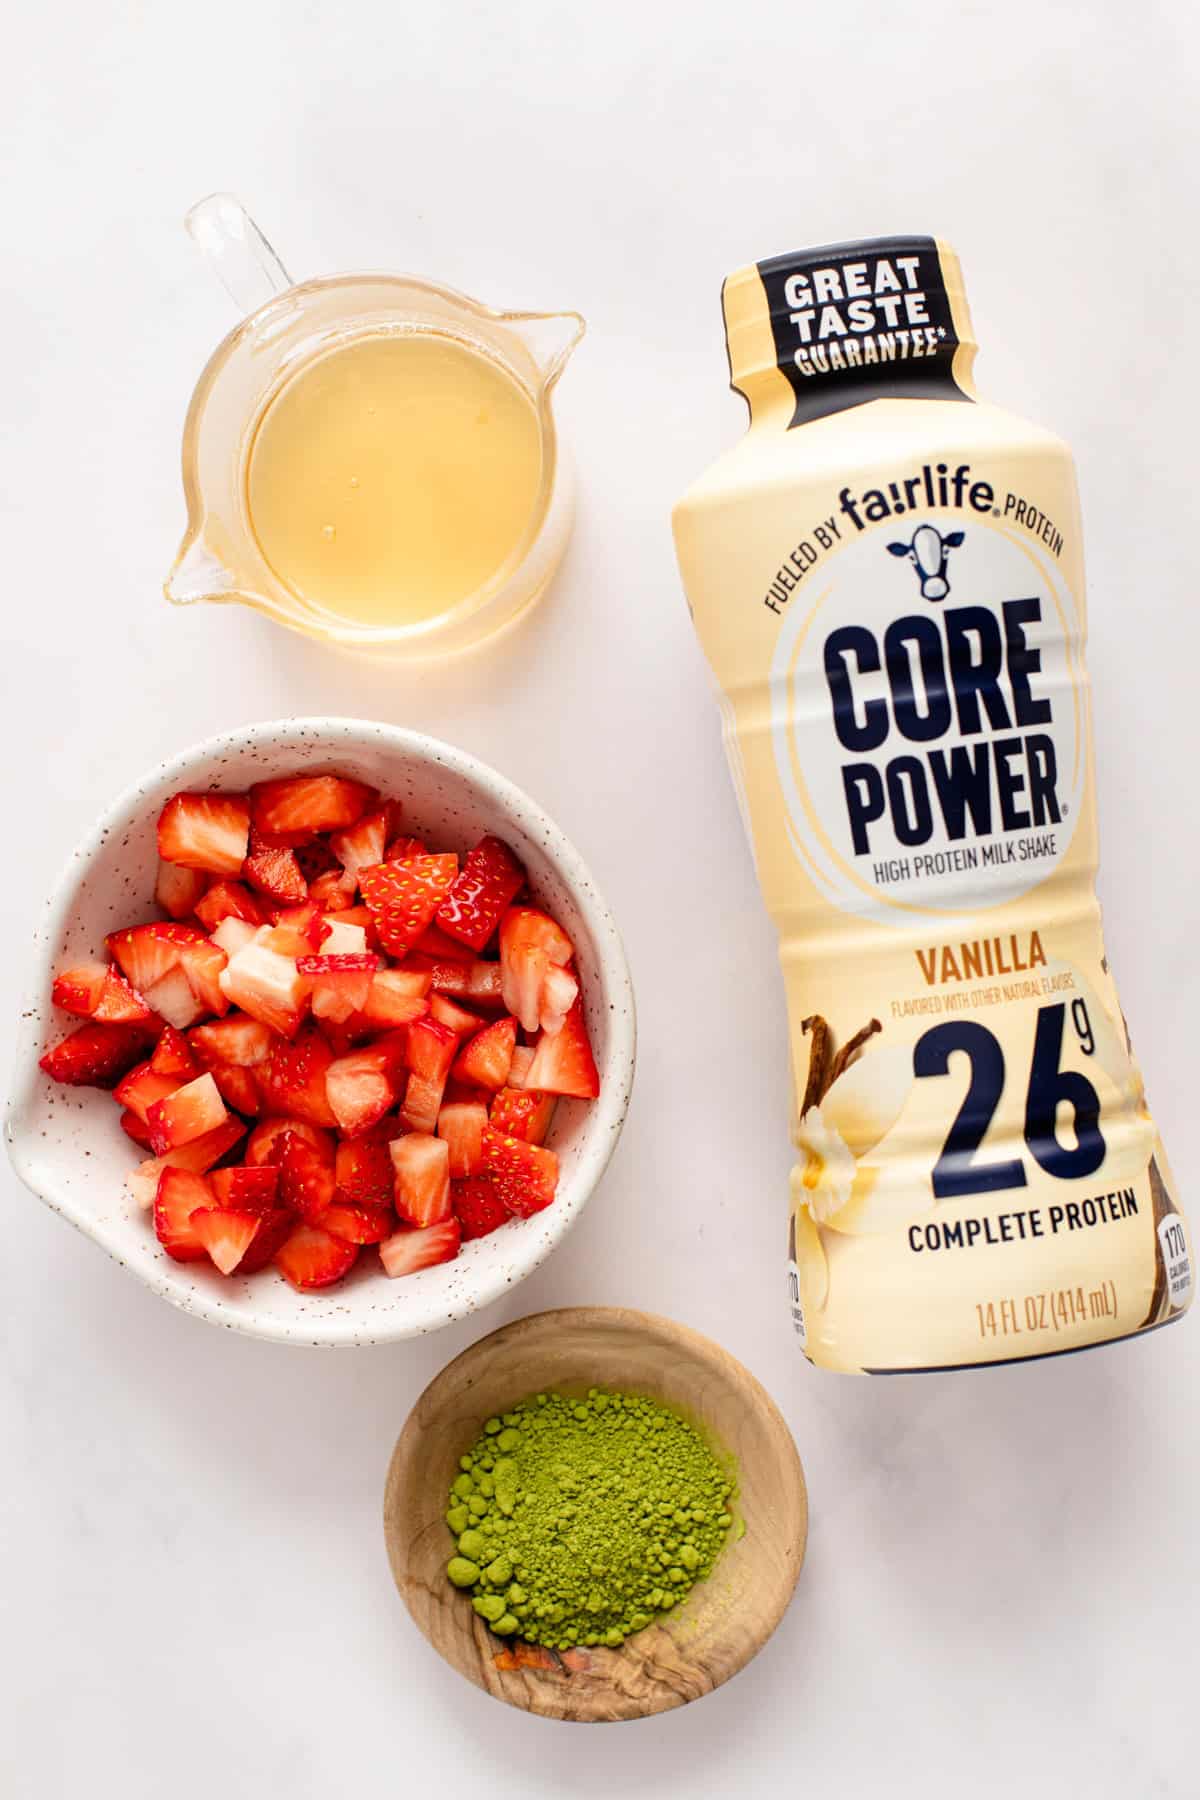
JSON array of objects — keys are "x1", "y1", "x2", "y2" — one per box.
[{"x1": 3, "y1": 3, "x2": 1197, "y2": 1794}]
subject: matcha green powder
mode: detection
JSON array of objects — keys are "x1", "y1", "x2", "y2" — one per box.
[{"x1": 444, "y1": 1389, "x2": 737, "y2": 1649}]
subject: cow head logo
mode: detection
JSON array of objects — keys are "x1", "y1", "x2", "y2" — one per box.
[{"x1": 887, "y1": 523, "x2": 964, "y2": 601}]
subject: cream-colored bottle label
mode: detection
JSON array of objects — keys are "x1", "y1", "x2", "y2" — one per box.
[{"x1": 674, "y1": 237, "x2": 1192, "y2": 1374}]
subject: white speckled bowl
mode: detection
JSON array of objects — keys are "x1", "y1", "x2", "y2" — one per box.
[{"x1": 5, "y1": 718, "x2": 636, "y2": 1346}]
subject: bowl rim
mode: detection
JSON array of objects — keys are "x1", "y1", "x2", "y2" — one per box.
[{"x1": 5, "y1": 716, "x2": 636, "y2": 1346}]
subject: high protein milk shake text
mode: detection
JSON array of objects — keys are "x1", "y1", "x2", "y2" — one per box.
[{"x1": 673, "y1": 235, "x2": 1192, "y2": 1373}]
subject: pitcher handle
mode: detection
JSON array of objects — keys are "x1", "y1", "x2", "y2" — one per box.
[{"x1": 184, "y1": 193, "x2": 294, "y2": 315}]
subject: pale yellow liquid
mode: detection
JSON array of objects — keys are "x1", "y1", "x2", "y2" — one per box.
[{"x1": 245, "y1": 332, "x2": 544, "y2": 628}]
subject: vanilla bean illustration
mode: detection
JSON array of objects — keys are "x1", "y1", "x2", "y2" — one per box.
[{"x1": 800, "y1": 1016, "x2": 832, "y2": 1117}]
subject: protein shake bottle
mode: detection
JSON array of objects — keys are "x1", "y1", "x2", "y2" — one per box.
[{"x1": 672, "y1": 235, "x2": 1192, "y2": 1372}]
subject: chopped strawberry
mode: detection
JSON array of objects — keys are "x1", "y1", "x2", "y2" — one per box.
[
  {"x1": 508, "y1": 1044, "x2": 536, "y2": 1089},
  {"x1": 406, "y1": 1016, "x2": 459, "y2": 1083},
  {"x1": 120, "y1": 1108, "x2": 154, "y2": 1148},
  {"x1": 437, "y1": 836, "x2": 525, "y2": 951},
  {"x1": 146, "y1": 1071, "x2": 228, "y2": 1155},
  {"x1": 40, "y1": 1021, "x2": 152, "y2": 1088},
  {"x1": 437, "y1": 1101, "x2": 488, "y2": 1177},
  {"x1": 400, "y1": 1072, "x2": 446, "y2": 1134},
  {"x1": 538, "y1": 963, "x2": 579, "y2": 1036},
  {"x1": 52, "y1": 962, "x2": 153, "y2": 1026},
  {"x1": 195, "y1": 881, "x2": 268, "y2": 932},
  {"x1": 380, "y1": 1217, "x2": 461, "y2": 1277},
  {"x1": 525, "y1": 997, "x2": 601, "y2": 1098},
  {"x1": 482, "y1": 1128, "x2": 559, "y2": 1217},
  {"x1": 360, "y1": 855, "x2": 458, "y2": 957},
  {"x1": 244, "y1": 1115, "x2": 334, "y2": 1168},
  {"x1": 153, "y1": 1167, "x2": 213, "y2": 1261},
  {"x1": 265, "y1": 901, "x2": 332, "y2": 957},
  {"x1": 419, "y1": 956, "x2": 505, "y2": 1007},
  {"x1": 191, "y1": 1206, "x2": 262, "y2": 1274},
  {"x1": 209, "y1": 1165, "x2": 279, "y2": 1211},
  {"x1": 209, "y1": 1064, "x2": 262, "y2": 1116},
  {"x1": 151, "y1": 1025, "x2": 199, "y2": 1079},
  {"x1": 210, "y1": 916, "x2": 259, "y2": 960},
  {"x1": 320, "y1": 916, "x2": 368, "y2": 955},
  {"x1": 452, "y1": 1175, "x2": 511, "y2": 1241},
  {"x1": 325, "y1": 1047, "x2": 396, "y2": 1137},
  {"x1": 277, "y1": 1129, "x2": 337, "y2": 1223},
  {"x1": 386, "y1": 835, "x2": 427, "y2": 862},
  {"x1": 390, "y1": 1132, "x2": 452, "y2": 1226},
  {"x1": 320, "y1": 1203, "x2": 394, "y2": 1245},
  {"x1": 329, "y1": 809, "x2": 390, "y2": 884},
  {"x1": 357, "y1": 968, "x2": 431, "y2": 1030},
  {"x1": 250, "y1": 774, "x2": 377, "y2": 842},
  {"x1": 499, "y1": 908, "x2": 573, "y2": 1030},
  {"x1": 500, "y1": 906, "x2": 574, "y2": 967},
  {"x1": 125, "y1": 1120, "x2": 248, "y2": 1207},
  {"x1": 411, "y1": 922, "x2": 475, "y2": 966},
  {"x1": 154, "y1": 860, "x2": 209, "y2": 921},
  {"x1": 334, "y1": 1132, "x2": 396, "y2": 1209},
  {"x1": 489, "y1": 1086, "x2": 557, "y2": 1146},
  {"x1": 115, "y1": 1060, "x2": 184, "y2": 1122},
  {"x1": 298, "y1": 952, "x2": 381, "y2": 1024},
  {"x1": 236, "y1": 1208, "x2": 294, "y2": 1273},
  {"x1": 274, "y1": 1222, "x2": 359, "y2": 1290},
  {"x1": 178, "y1": 939, "x2": 230, "y2": 1018},
  {"x1": 107, "y1": 921, "x2": 205, "y2": 992},
  {"x1": 442, "y1": 1076, "x2": 494, "y2": 1107},
  {"x1": 244, "y1": 831, "x2": 308, "y2": 906},
  {"x1": 429, "y1": 993, "x2": 483, "y2": 1036},
  {"x1": 308, "y1": 867, "x2": 358, "y2": 910},
  {"x1": 157, "y1": 792, "x2": 250, "y2": 875},
  {"x1": 144, "y1": 964, "x2": 207, "y2": 1030},
  {"x1": 453, "y1": 1016, "x2": 517, "y2": 1090},
  {"x1": 188, "y1": 1016, "x2": 273, "y2": 1068},
  {"x1": 219, "y1": 934, "x2": 307, "y2": 1038},
  {"x1": 258, "y1": 1029, "x2": 338, "y2": 1128}
]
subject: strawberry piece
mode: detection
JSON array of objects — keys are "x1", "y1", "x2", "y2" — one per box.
[
  {"x1": 178, "y1": 939, "x2": 230, "y2": 1018},
  {"x1": 244, "y1": 831, "x2": 307, "y2": 906},
  {"x1": 258, "y1": 1029, "x2": 338, "y2": 1128},
  {"x1": 146, "y1": 1072, "x2": 228, "y2": 1155},
  {"x1": 437, "y1": 836, "x2": 525, "y2": 951},
  {"x1": 194, "y1": 881, "x2": 268, "y2": 932},
  {"x1": 155, "y1": 860, "x2": 209, "y2": 921},
  {"x1": 452, "y1": 1016, "x2": 517, "y2": 1090},
  {"x1": 482, "y1": 1128, "x2": 559, "y2": 1218},
  {"x1": 320, "y1": 1203, "x2": 394, "y2": 1245},
  {"x1": 386, "y1": 834, "x2": 427, "y2": 862},
  {"x1": 210, "y1": 916, "x2": 259, "y2": 960},
  {"x1": 250, "y1": 774, "x2": 377, "y2": 842},
  {"x1": 114, "y1": 1060, "x2": 183, "y2": 1122},
  {"x1": 357, "y1": 968, "x2": 431, "y2": 1030},
  {"x1": 236, "y1": 1209, "x2": 294, "y2": 1274},
  {"x1": 120, "y1": 1108, "x2": 154, "y2": 1148},
  {"x1": 274, "y1": 1222, "x2": 359, "y2": 1290},
  {"x1": 297, "y1": 952, "x2": 381, "y2": 1024},
  {"x1": 210, "y1": 1063, "x2": 262, "y2": 1116},
  {"x1": 500, "y1": 906, "x2": 574, "y2": 967},
  {"x1": 325, "y1": 1048, "x2": 396, "y2": 1137},
  {"x1": 411, "y1": 923, "x2": 475, "y2": 966},
  {"x1": 144, "y1": 964, "x2": 207, "y2": 1030},
  {"x1": 266, "y1": 901, "x2": 332, "y2": 957},
  {"x1": 317, "y1": 916, "x2": 366, "y2": 956},
  {"x1": 360, "y1": 855, "x2": 458, "y2": 957},
  {"x1": 107, "y1": 922, "x2": 205, "y2": 992},
  {"x1": 52, "y1": 963, "x2": 153, "y2": 1026},
  {"x1": 390, "y1": 1132, "x2": 452, "y2": 1226},
  {"x1": 39, "y1": 1021, "x2": 152, "y2": 1088},
  {"x1": 309, "y1": 867, "x2": 359, "y2": 910},
  {"x1": 334, "y1": 1132, "x2": 396, "y2": 1209},
  {"x1": 380, "y1": 1217, "x2": 461, "y2": 1278},
  {"x1": 417, "y1": 956, "x2": 505, "y2": 1006},
  {"x1": 329, "y1": 809, "x2": 390, "y2": 885},
  {"x1": 489, "y1": 1086, "x2": 556, "y2": 1146},
  {"x1": 245, "y1": 1116, "x2": 334, "y2": 1168},
  {"x1": 209, "y1": 1165, "x2": 279, "y2": 1211},
  {"x1": 508, "y1": 1044, "x2": 536, "y2": 1089},
  {"x1": 125, "y1": 1120, "x2": 249, "y2": 1207},
  {"x1": 191, "y1": 1206, "x2": 262, "y2": 1275},
  {"x1": 400, "y1": 1072, "x2": 446, "y2": 1134},
  {"x1": 188, "y1": 1016, "x2": 273, "y2": 1068},
  {"x1": 429, "y1": 993, "x2": 484, "y2": 1035},
  {"x1": 437, "y1": 1101, "x2": 488, "y2": 1178},
  {"x1": 151, "y1": 1025, "x2": 199, "y2": 1079},
  {"x1": 277, "y1": 1129, "x2": 337, "y2": 1223},
  {"x1": 452, "y1": 1175, "x2": 511, "y2": 1241},
  {"x1": 499, "y1": 908, "x2": 573, "y2": 1030},
  {"x1": 157, "y1": 792, "x2": 250, "y2": 875},
  {"x1": 538, "y1": 964, "x2": 579, "y2": 1037},
  {"x1": 442, "y1": 1076, "x2": 494, "y2": 1107},
  {"x1": 406, "y1": 1016, "x2": 459, "y2": 1083},
  {"x1": 525, "y1": 997, "x2": 601, "y2": 1098},
  {"x1": 219, "y1": 934, "x2": 307, "y2": 1038},
  {"x1": 153, "y1": 1167, "x2": 213, "y2": 1261}
]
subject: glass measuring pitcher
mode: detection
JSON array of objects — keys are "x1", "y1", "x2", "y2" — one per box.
[{"x1": 165, "y1": 194, "x2": 585, "y2": 657}]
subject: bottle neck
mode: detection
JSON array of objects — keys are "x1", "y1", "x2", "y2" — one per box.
[{"x1": 723, "y1": 235, "x2": 977, "y2": 429}]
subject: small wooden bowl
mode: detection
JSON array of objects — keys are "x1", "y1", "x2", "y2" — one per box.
[{"x1": 383, "y1": 1306, "x2": 807, "y2": 1721}]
